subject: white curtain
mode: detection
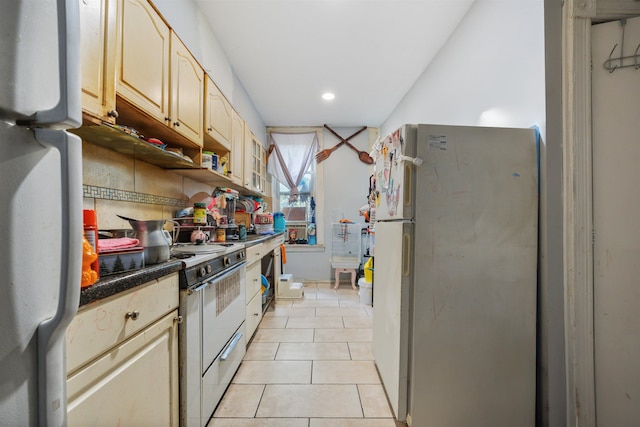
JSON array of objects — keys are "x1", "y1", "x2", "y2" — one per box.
[{"x1": 267, "y1": 131, "x2": 318, "y2": 201}]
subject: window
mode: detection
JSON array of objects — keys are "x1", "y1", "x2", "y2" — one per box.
[{"x1": 267, "y1": 127, "x2": 323, "y2": 246}]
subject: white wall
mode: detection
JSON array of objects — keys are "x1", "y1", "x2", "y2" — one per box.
[
  {"x1": 150, "y1": 0, "x2": 266, "y2": 139},
  {"x1": 381, "y1": 0, "x2": 545, "y2": 136}
]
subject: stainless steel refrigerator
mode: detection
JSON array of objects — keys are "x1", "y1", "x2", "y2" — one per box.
[
  {"x1": 0, "y1": 1, "x2": 83, "y2": 425},
  {"x1": 372, "y1": 124, "x2": 538, "y2": 426}
]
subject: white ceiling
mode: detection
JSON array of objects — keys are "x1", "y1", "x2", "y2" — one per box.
[{"x1": 195, "y1": 0, "x2": 475, "y2": 128}]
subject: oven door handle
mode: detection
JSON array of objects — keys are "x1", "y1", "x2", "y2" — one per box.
[
  {"x1": 220, "y1": 330, "x2": 244, "y2": 361},
  {"x1": 188, "y1": 261, "x2": 246, "y2": 294}
]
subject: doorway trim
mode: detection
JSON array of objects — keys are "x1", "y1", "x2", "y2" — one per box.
[{"x1": 562, "y1": 1, "x2": 640, "y2": 425}]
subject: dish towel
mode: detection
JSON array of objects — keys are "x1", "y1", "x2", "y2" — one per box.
[{"x1": 98, "y1": 237, "x2": 140, "y2": 252}]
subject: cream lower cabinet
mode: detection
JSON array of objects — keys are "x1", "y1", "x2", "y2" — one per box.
[
  {"x1": 245, "y1": 243, "x2": 264, "y2": 339},
  {"x1": 66, "y1": 274, "x2": 179, "y2": 426}
]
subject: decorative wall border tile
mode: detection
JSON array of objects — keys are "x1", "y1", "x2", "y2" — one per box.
[{"x1": 83, "y1": 185, "x2": 188, "y2": 207}]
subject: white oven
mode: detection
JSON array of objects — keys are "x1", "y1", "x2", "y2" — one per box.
[{"x1": 176, "y1": 244, "x2": 246, "y2": 427}]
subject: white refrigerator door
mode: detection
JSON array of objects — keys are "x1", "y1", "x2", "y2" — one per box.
[
  {"x1": 371, "y1": 220, "x2": 412, "y2": 422},
  {"x1": 374, "y1": 125, "x2": 417, "y2": 221},
  {"x1": 0, "y1": 1, "x2": 82, "y2": 426},
  {"x1": 410, "y1": 124, "x2": 538, "y2": 426},
  {"x1": 0, "y1": 0, "x2": 81, "y2": 128}
]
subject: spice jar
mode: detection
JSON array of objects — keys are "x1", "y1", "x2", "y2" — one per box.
[{"x1": 193, "y1": 202, "x2": 207, "y2": 225}]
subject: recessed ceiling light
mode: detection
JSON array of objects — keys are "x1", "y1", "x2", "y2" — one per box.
[{"x1": 322, "y1": 92, "x2": 335, "y2": 101}]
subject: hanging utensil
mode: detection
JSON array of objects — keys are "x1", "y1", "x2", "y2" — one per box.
[
  {"x1": 343, "y1": 139, "x2": 374, "y2": 165},
  {"x1": 315, "y1": 126, "x2": 368, "y2": 163},
  {"x1": 323, "y1": 125, "x2": 373, "y2": 164},
  {"x1": 315, "y1": 140, "x2": 346, "y2": 163}
]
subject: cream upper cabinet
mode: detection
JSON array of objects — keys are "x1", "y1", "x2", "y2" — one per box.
[
  {"x1": 116, "y1": 0, "x2": 170, "y2": 124},
  {"x1": 230, "y1": 110, "x2": 244, "y2": 186},
  {"x1": 117, "y1": 1, "x2": 203, "y2": 146},
  {"x1": 170, "y1": 32, "x2": 204, "y2": 145},
  {"x1": 244, "y1": 128, "x2": 266, "y2": 194},
  {"x1": 80, "y1": 0, "x2": 117, "y2": 123},
  {"x1": 205, "y1": 77, "x2": 232, "y2": 150}
]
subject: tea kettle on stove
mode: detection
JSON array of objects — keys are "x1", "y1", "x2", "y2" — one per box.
[{"x1": 118, "y1": 215, "x2": 180, "y2": 264}]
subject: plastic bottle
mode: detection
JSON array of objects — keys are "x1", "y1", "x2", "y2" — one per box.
[
  {"x1": 307, "y1": 223, "x2": 316, "y2": 245},
  {"x1": 83, "y1": 209, "x2": 99, "y2": 279},
  {"x1": 81, "y1": 236, "x2": 98, "y2": 288}
]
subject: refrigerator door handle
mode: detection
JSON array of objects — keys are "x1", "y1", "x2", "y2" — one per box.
[
  {"x1": 17, "y1": 0, "x2": 81, "y2": 129},
  {"x1": 35, "y1": 129, "x2": 83, "y2": 427},
  {"x1": 404, "y1": 164, "x2": 413, "y2": 209},
  {"x1": 398, "y1": 154, "x2": 423, "y2": 166},
  {"x1": 402, "y1": 232, "x2": 411, "y2": 277}
]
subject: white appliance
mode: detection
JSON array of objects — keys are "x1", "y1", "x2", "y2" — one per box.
[
  {"x1": 372, "y1": 124, "x2": 538, "y2": 426},
  {"x1": 175, "y1": 243, "x2": 247, "y2": 426},
  {"x1": 0, "y1": 1, "x2": 83, "y2": 426}
]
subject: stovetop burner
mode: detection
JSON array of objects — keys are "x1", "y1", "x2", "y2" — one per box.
[{"x1": 172, "y1": 242, "x2": 246, "y2": 288}]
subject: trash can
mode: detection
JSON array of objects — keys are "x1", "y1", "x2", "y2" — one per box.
[{"x1": 358, "y1": 278, "x2": 373, "y2": 306}]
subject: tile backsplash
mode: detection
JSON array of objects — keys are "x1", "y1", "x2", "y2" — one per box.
[{"x1": 82, "y1": 142, "x2": 213, "y2": 230}]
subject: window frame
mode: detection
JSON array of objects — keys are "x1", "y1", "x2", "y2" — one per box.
[{"x1": 267, "y1": 126, "x2": 324, "y2": 246}]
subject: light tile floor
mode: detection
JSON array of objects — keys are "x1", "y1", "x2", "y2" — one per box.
[{"x1": 208, "y1": 281, "x2": 407, "y2": 427}]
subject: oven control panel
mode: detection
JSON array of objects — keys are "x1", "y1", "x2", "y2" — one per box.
[{"x1": 178, "y1": 248, "x2": 246, "y2": 289}]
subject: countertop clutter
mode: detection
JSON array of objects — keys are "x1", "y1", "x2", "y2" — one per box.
[{"x1": 79, "y1": 232, "x2": 284, "y2": 307}]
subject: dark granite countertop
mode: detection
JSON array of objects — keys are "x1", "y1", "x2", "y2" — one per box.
[
  {"x1": 79, "y1": 259, "x2": 183, "y2": 308},
  {"x1": 78, "y1": 232, "x2": 284, "y2": 308}
]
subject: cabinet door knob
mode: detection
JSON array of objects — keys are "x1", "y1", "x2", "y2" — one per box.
[
  {"x1": 164, "y1": 117, "x2": 172, "y2": 122},
  {"x1": 174, "y1": 121, "x2": 180, "y2": 127},
  {"x1": 125, "y1": 310, "x2": 140, "y2": 321},
  {"x1": 253, "y1": 312, "x2": 259, "y2": 316},
  {"x1": 107, "y1": 109, "x2": 119, "y2": 118},
  {"x1": 174, "y1": 315, "x2": 183, "y2": 324},
  {"x1": 207, "y1": 127, "x2": 213, "y2": 132}
]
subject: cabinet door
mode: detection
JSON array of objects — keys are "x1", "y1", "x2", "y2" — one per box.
[
  {"x1": 244, "y1": 130, "x2": 265, "y2": 193},
  {"x1": 246, "y1": 260, "x2": 262, "y2": 305},
  {"x1": 272, "y1": 245, "x2": 281, "y2": 292},
  {"x1": 66, "y1": 273, "x2": 179, "y2": 374},
  {"x1": 230, "y1": 110, "x2": 244, "y2": 185},
  {"x1": 170, "y1": 33, "x2": 204, "y2": 146},
  {"x1": 117, "y1": 0, "x2": 170, "y2": 123},
  {"x1": 205, "y1": 77, "x2": 232, "y2": 149},
  {"x1": 80, "y1": 0, "x2": 117, "y2": 123},
  {"x1": 243, "y1": 125, "x2": 254, "y2": 189},
  {"x1": 67, "y1": 310, "x2": 179, "y2": 427},
  {"x1": 245, "y1": 291, "x2": 263, "y2": 340}
]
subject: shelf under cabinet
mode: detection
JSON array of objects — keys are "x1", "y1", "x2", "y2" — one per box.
[
  {"x1": 73, "y1": 121, "x2": 268, "y2": 198},
  {"x1": 71, "y1": 124, "x2": 201, "y2": 170}
]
